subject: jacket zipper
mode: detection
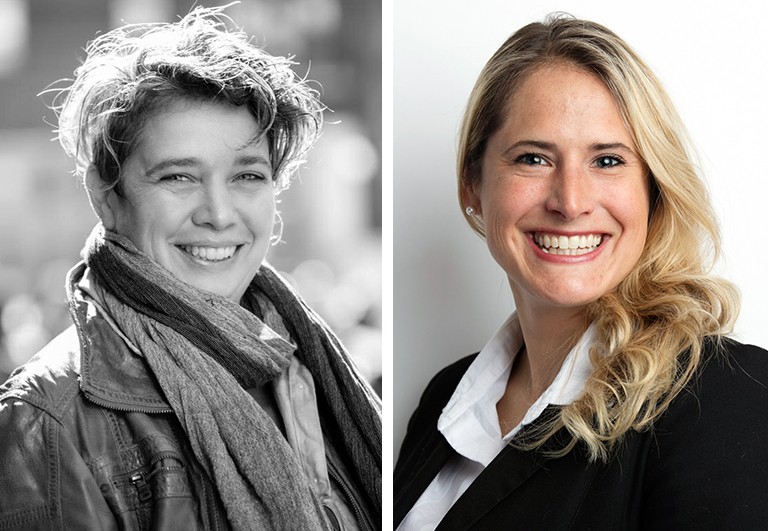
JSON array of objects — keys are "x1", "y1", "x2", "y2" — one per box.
[
  {"x1": 83, "y1": 389, "x2": 173, "y2": 414},
  {"x1": 130, "y1": 472, "x2": 153, "y2": 502},
  {"x1": 129, "y1": 451, "x2": 186, "y2": 503},
  {"x1": 327, "y1": 457, "x2": 374, "y2": 531}
]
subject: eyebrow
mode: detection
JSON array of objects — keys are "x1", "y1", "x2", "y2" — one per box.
[
  {"x1": 145, "y1": 157, "x2": 200, "y2": 176},
  {"x1": 588, "y1": 142, "x2": 634, "y2": 152},
  {"x1": 503, "y1": 140, "x2": 556, "y2": 154},
  {"x1": 233, "y1": 154, "x2": 271, "y2": 167},
  {"x1": 144, "y1": 154, "x2": 271, "y2": 176},
  {"x1": 502, "y1": 140, "x2": 635, "y2": 156}
]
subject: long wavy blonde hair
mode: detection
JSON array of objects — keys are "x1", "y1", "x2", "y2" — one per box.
[{"x1": 458, "y1": 14, "x2": 739, "y2": 462}]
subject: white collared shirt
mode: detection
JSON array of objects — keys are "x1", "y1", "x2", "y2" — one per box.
[{"x1": 398, "y1": 314, "x2": 595, "y2": 531}]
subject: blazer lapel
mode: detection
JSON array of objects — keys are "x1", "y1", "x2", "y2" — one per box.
[
  {"x1": 435, "y1": 405, "x2": 564, "y2": 530},
  {"x1": 435, "y1": 444, "x2": 541, "y2": 531}
]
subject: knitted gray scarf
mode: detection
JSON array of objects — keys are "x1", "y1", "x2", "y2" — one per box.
[{"x1": 79, "y1": 225, "x2": 381, "y2": 530}]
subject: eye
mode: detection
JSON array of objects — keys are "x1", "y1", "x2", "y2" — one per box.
[
  {"x1": 160, "y1": 174, "x2": 192, "y2": 183},
  {"x1": 594, "y1": 155, "x2": 625, "y2": 168},
  {"x1": 515, "y1": 153, "x2": 548, "y2": 166},
  {"x1": 235, "y1": 172, "x2": 268, "y2": 182}
]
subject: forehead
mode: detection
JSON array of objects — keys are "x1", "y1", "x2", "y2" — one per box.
[
  {"x1": 499, "y1": 62, "x2": 631, "y2": 141},
  {"x1": 135, "y1": 99, "x2": 268, "y2": 154}
]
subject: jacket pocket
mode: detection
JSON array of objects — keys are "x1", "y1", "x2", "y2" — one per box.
[{"x1": 89, "y1": 435, "x2": 199, "y2": 530}]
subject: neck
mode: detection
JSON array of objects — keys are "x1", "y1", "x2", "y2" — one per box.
[
  {"x1": 495, "y1": 284, "x2": 591, "y2": 435},
  {"x1": 512, "y1": 295, "x2": 588, "y2": 398}
]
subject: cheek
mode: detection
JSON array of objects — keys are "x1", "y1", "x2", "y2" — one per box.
[
  {"x1": 480, "y1": 178, "x2": 542, "y2": 229},
  {"x1": 622, "y1": 183, "x2": 650, "y2": 229},
  {"x1": 243, "y1": 189, "x2": 277, "y2": 231},
  {"x1": 480, "y1": 181, "x2": 537, "y2": 264},
  {"x1": 610, "y1": 186, "x2": 651, "y2": 256},
  {"x1": 263, "y1": 191, "x2": 277, "y2": 220}
]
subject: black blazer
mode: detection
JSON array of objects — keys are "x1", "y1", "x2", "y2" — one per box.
[{"x1": 394, "y1": 338, "x2": 768, "y2": 530}]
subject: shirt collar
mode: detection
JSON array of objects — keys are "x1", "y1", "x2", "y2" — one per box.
[{"x1": 437, "y1": 313, "x2": 595, "y2": 466}]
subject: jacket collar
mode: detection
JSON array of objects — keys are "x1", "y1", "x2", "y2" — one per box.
[
  {"x1": 435, "y1": 441, "x2": 543, "y2": 530},
  {"x1": 67, "y1": 262, "x2": 172, "y2": 413},
  {"x1": 394, "y1": 421, "x2": 553, "y2": 531},
  {"x1": 436, "y1": 406, "x2": 568, "y2": 530}
]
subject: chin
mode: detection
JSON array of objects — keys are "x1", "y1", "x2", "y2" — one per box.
[
  {"x1": 178, "y1": 276, "x2": 243, "y2": 301},
  {"x1": 546, "y1": 296, "x2": 600, "y2": 310},
  {"x1": 210, "y1": 283, "x2": 246, "y2": 301},
  {"x1": 527, "y1": 279, "x2": 606, "y2": 310}
]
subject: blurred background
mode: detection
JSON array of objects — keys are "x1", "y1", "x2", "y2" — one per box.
[{"x1": 0, "y1": 0, "x2": 382, "y2": 394}]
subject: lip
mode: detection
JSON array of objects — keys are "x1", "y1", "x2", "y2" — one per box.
[
  {"x1": 529, "y1": 229, "x2": 607, "y2": 237},
  {"x1": 175, "y1": 241, "x2": 245, "y2": 247},
  {"x1": 526, "y1": 231, "x2": 609, "y2": 263}
]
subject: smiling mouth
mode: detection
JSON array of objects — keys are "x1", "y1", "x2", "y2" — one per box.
[
  {"x1": 532, "y1": 232, "x2": 604, "y2": 256},
  {"x1": 179, "y1": 245, "x2": 239, "y2": 262}
]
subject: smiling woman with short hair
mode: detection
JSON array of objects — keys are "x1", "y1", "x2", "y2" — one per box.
[
  {"x1": 395, "y1": 14, "x2": 768, "y2": 530},
  {"x1": 0, "y1": 7, "x2": 381, "y2": 530}
]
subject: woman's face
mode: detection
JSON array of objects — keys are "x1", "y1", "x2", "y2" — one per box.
[
  {"x1": 97, "y1": 99, "x2": 276, "y2": 302},
  {"x1": 467, "y1": 63, "x2": 650, "y2": 314}
]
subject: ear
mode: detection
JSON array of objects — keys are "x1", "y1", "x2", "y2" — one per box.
[
  {"x1": 460, "y1": 172, "x2": 482, "y2": 217},
  {"x1": 85, "y1": 165, "x2": 117, "y2": 230}
]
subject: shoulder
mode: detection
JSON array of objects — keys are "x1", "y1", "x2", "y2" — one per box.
[
  {"x1": 688, "y1": 336, "x2": 768, "y2": 409},
  {"x1": 0, "y1": 328, "x2": 83, "y2": 519},
  {"x1": 0, "y1": 325, "x2": 117, "y2": 528},
  {"x1": 397, "y1": 354, "x2": 476, "y2": 463},
  {"x1": 657, "y1": 336, "x2": 768, "y2": 438},
  {"x1": 0, "y1": 325, "x2": 82, "y2": 421},
  {"x1": 709, "y1": 335, "x2": 768, "y2": 376},
  {"x1": 639, "y1": 336, "x2": 768, "y2": 524},
  {"x1": 427, "y1": 353, "x2": 478, "y2": 391},
  {"x1": 395, "y1": 354, "x2": 477, "y2": 500},
  {"x1": 410, "y1": 353, "x2": 478, "y2": 424}
]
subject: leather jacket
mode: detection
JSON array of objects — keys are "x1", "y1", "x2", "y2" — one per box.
[{"x1": 0, "y1": 279, "x2": 373, "y2": 530}]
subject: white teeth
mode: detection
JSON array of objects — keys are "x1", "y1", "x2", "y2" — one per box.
[
  {"x1": 540, "y1": 247, "x2": 594, "y2": 256},
  {"x1": 534, "y1": 233, "x2": 603, "y2": 253},
  {"x1": 181, "y1": 245, "x2": 237, "y2": 262}
]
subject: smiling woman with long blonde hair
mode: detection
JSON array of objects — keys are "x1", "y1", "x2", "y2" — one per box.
[{"x1": 395, "y1": 14, "x2": 768, "y2": 530}]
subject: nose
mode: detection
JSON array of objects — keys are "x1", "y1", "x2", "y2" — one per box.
[
  {"x1": 545, "y1": 162, "x2": 595, "y2": 220},
  {"x1": 191, "y1": 181, "x2": 237, "y2": 230}
]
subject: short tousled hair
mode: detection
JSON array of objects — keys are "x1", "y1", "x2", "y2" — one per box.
[{"x1": 51, "y1": 5, "x2": 323, "y2": 192}]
